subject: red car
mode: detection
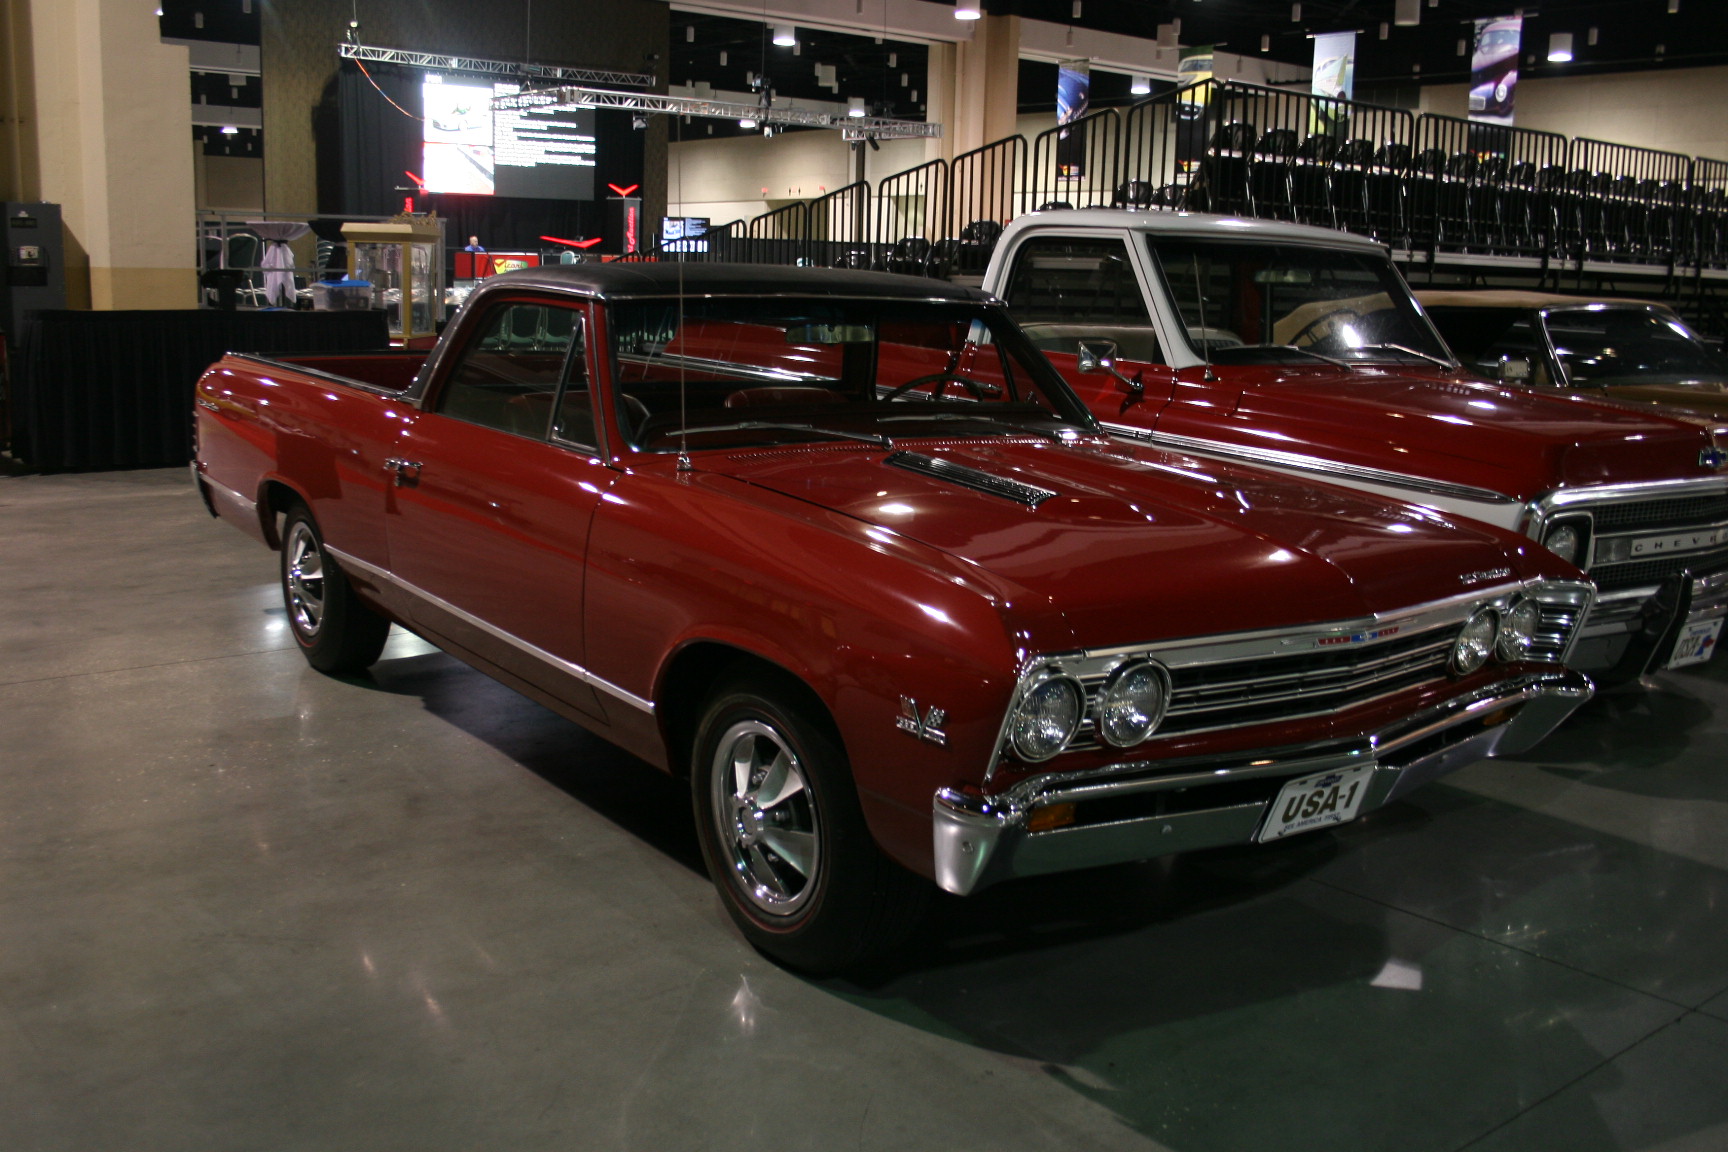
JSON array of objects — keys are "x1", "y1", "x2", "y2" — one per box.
[
  {"x1": 984, "y1": 211, "x2": 1728, "y2": 679},
  {"x1": 194, "y1": 264, "x2": 1592, "y2": 971}
]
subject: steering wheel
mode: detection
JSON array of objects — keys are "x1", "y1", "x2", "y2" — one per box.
[
  {"x1": 1290, "y1": 309, "x2": 1364, "y2": 347},
  {"x1": 882, "y1": 371, "x2": 995, "y2": 402}
]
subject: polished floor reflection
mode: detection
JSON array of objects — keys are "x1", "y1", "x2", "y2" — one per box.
[{"x1": 2, "y1": 468, "x2": 1725, "y2": 1152}]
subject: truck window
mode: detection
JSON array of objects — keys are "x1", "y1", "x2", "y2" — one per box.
[
  {"x1": 439, "y1": 301, "x2": 582, "y2": 439},
  {"x1": 1001, "y1": 237, "x2": 1163, "y2": 365}
]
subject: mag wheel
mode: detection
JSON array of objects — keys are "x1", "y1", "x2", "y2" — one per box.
[
  {"x1": 692, "y1": 675, "x2": 926, "y2": 973},
  {"x1": 280, "y1": 503, "x2": 390, "y2": 674}
]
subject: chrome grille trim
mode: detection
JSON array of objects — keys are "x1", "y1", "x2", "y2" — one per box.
[{"x1": 988, "y1": 578, "x2": 1594, "y2": 780}]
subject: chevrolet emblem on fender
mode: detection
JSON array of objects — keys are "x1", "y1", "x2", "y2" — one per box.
[{"x1": 897, "y1": 696, "x2": 948, "y2": 746}]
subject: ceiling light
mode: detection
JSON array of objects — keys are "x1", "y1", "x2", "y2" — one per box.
[
  {"x1": 773, "y1": 24, "x2": 795, "y2": 46},
  {"x1": 1394, "y1": 0, "x2": 1419, "y2": 25},
  {"x1": 1291, "y1": 3, "x2": 1301, "y2": 21},
  {"x1": 1261, "y1": 34, "x2": 1269, "y2": 52},
  {"x1": 1588, "y1": 27, "x2": 1599, "y2": 45},
  {"x1": 848, "y1": 96, "x2": 866, "y2": 117},
  {"x1": 1379, "y1": 21, "x2": 1389, "y2": 39},
  {"x1": 1457, "y1": 38, "x2": 1466, "y2": 55},
  {"x1": 954, "y1": 3, "x2": 982, "y2": 19},
  {"x1": 220, "y1": 126, "x2": 238, "y2": 135},
  {"x1": 1668, "y1": 0, "x2": 1679, "y2": 11},
  {"x1": 888, "y1": 52, "x2": 897, "y2": 67},
  {"x1": 685, "y1": 25, "x2": 694, "y2": 42},
  {"x1": 1130, "y1": 74, "x2": 1151, "y2": 94},
  {"x1": 719, "y1": 50, "x2": 727, "y2": 66},
  {"x1": 1072, "y1": 1, "x2": 1082, "y2": 17},
  {"x1": 1547, "y1": 32, "x2": 1573, "y2": 62},
  {"x1": 739, "y1": 117, "x2": 758, "y2": 129}
]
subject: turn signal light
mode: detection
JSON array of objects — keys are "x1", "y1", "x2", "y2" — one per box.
[{"x1": 1027, "y1": 803, "x2": 1077, "y2": 833}]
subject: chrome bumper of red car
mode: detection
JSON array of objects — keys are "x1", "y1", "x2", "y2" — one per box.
[{"x1": 931, "y1": 668, "x2": 1593, "y2": 896}]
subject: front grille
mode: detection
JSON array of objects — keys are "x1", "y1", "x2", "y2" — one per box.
[
  {"x1": 1064, "y1": 624, "x2": 1458, "y2": 750},
  {"x1": 1591, "y1": 494, "x2": 1728, "y2": 533},
  {"x1": 1594, "y1": 553, "x2": 1728, "y2": 592},
  {"x1": 1530, "y1": 602, "x2": 1584, "y2": 661}
]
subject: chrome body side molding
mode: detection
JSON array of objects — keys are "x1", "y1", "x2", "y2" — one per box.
[{"x1": 327, "y1": 546, "x2": 656, "y2": 715}]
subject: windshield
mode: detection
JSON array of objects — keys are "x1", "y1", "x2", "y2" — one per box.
[
  {"x1": 1544, "y1": 308, "x2": 1726, "y2": 387},
  {"x1": 606, "y1": 297, "x2": 1094, "y2": 452},
  {"x1": 1147, "y1": 238, "x2": 1454, "y2": 368}
]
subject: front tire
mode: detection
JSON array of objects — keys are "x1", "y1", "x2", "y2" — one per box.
[
  {"x1": 280, "y1": 503, "x2": 390, "y2": 674},
  {"x1": 692, "y1": 675, "x2": 926, "y2": 973}
]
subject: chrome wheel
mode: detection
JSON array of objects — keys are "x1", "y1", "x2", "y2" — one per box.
[
  {"x1": 283, "y1": 519, "x2": 326, "y2": 639},
  {"x1": 710, "y1": 718, "x2": 822, "y2": 918}
]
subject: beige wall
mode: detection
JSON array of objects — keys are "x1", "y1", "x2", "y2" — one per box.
[
  {"x1": 1421, "y1": 65, "x2": 1728, "y2": 161},
  {"x1": 198, "y1": 155, "x2": 266, "y2": 212},
  {"x1": 8, "y1": 0, "x2": 196, "y2": 308}
]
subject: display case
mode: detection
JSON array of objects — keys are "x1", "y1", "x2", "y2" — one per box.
[{"x1": 340, "y1": 217, "x2": 445, "y2": 347}]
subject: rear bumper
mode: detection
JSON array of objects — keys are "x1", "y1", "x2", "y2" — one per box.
[{"x1": 931, "y1": 667, "x2": 1592, "y2": 896}]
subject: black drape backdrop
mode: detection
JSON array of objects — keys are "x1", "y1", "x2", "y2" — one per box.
[{"x1": 327, "y1": 61, "x2": 645, "y2": 253}]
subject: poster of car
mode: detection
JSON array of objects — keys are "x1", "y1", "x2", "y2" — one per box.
[
  {"x1": 1056, "y1": 61, "x2": 1090, "y2": 179},
  {"x1": 1310, "y1": 30, "x2": 1356, "y2": 136},
  {"x1": 422, "y1": 78, "x2": 497, "y2": 195},
  {"x1": 1469, "y1": 15, "x2": 1522, "y2": 125}
]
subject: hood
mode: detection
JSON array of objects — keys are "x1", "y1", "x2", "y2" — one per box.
[
  {"x1": 1224, "y1": 366, "x2": 1719, "y2": 499},
  {"x1": 706, "y1": 436, "x2": 1550, "y2": 652}
]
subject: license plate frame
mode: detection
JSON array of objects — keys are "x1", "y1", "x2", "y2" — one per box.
[
  {"x1": 1667, "y1": 616, "x2": 1723, "y2": 670},
  {"x1": 1257, "y1": 764, "x2": 1375, "y2": 843}
]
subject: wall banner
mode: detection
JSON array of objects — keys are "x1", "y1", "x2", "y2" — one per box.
[
  {"x1": 1469, "y1": 14, "x2": 1522, "y2": 125},
  {"x1": 1056, "y1": 61, "x2": 1090, "y2": 178},
  {"x1": 1310, "y1": 30, "x2": 1356, "y2": 136}
]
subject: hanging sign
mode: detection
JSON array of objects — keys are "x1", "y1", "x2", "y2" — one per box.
[
  {"x1": 1469, "y1": 15, "x2": 1522, "y2": 125},
  {"x1": 1056, "y1": 61, "x2": 1090, "y2": 179},
  {"x1": 1310, "y1": 30, "x2": 1356, "y2": 135}
]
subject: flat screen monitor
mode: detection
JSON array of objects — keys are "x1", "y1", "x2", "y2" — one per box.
[
  {"x1": 421, "y1": 76, "x2": 597, "y2": 199},
  {"x1": 661, "y1": 216, "x2": 710, "y2": 252}
]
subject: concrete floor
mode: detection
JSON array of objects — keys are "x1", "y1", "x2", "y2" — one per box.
[{"x1": 2, "y1": 466, "x2": 1726, "y2": 1152}]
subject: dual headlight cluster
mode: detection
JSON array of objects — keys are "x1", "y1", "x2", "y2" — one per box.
[
  {"x1": 1452, "y1": 595, "x2": 1542, "y2": 676},
  {"x1": 1008, "y1": 660, "x2": 1171, "y2": 763}
]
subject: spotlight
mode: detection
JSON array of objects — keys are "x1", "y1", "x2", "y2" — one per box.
[
  {"x1": 632, "y1": 114, "x2": 649, "y2": 129},
  {"x1": 773, "y1": 24, "x2": 795, "y2": 46},
  {"x1": 954, "y1": 3, "x2": 982, "y2": 19},
  {"x1": 847, "y1": 96, "x2": 867, "y2": 117},
  {"x1": 1547, "y1": 32, "x2": 1574, "y2": 62},
  {"x1": 1130, "y1": 74, "x2": 1151, "y2": 94}
]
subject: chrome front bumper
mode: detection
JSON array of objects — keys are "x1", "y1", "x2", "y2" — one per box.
[
  {"x1": 1576, "y1": 565, "x2": 1728, "y2": 681},
  {"x1": 931, "y1": 668, "x2": 1593, "y2": 896}
]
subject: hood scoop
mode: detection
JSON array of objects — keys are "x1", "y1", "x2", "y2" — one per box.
[{"x1": 883, "y1": 451, "x2": 1059, "y2": 508}]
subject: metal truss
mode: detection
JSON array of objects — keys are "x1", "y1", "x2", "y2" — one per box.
[
  {"x1": 338, "y1": 42, "x2": 656, "y2": 88},
  {"x1": 491, "y1": 85, "x2": 941, "y2": 140}
]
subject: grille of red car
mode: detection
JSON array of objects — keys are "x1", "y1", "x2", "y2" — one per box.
[
  {"x1": 1593, "y1": 552, "x2": 1728, "y2": 592},
  {"x1": 1591, "y1": 494, "x2": 1728, "y2": 534}
]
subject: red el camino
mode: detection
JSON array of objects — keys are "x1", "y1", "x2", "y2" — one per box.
[{"x1": 194, "y1": 264, "x2": 1592, "y2": 971}]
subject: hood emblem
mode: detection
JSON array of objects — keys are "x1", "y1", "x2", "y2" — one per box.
[{"x1": 897, "y1": 696, "x2": 948, "y2": 746}]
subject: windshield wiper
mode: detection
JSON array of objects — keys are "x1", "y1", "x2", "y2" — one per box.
[
  {"x1": 1348, "y1": 342, "x2": 1456, "y2": 370},
  {"x1": 877, "y1": 412, "x2": 1079, "y2": 444},
  {"x1": 1213, "y1": 344, "x2": 1351, "y2": 368},
  {"x1": 667, "y1": 421, "x2": 895, "y2": 449}
]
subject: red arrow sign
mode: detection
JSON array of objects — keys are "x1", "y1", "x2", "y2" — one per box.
[
  {"x1": 541, "y1": 234, "x2": 604, "y2": 249},
  {"x1": 607, "y1": 183, "x2": 640, "y2": 197}
]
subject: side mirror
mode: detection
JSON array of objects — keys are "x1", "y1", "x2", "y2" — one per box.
[
  {"x1": 1077, "y1": 339, "x2": 1143, "y2": 396},
  {"x1": 1498, "y1": 355, "x2": 1533, "y2": 383},
  {"x1": 1077, "y1": 339, "x2": 1118, "y2": 374}
]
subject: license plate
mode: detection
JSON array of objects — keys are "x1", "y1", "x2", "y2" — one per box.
[
  {"x1": 1668, "y1": 617, "x2": 1723, "y2": 669},
  {"x1": 1258, "y1": 765, "x2": 1375, "y2": 843}
]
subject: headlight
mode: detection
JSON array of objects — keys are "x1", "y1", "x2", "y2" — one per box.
[
  {"x1": 1009, "y1": 670, "x2": 1084, "y2": 762},
  {"x1": 1496, "y1": 597, "x2": 1541, "y2": 662},
  {"x1": 1452, "y1": 607, "x2": 1499, "y2": 676},
  {"x1": 1542, "y1": 519, "x2": 1588, "y2": 566},
  {"x1": 1096, "y1": 660, "x2": 1170, "y2": 748}
]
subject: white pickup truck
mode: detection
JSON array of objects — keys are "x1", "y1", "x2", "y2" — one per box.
[{"x1": 977, "y1": 210, "x2": 1728, "y2": 679}]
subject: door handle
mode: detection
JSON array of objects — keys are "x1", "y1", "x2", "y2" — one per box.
[{"x1": 384, "y1": 458, "x2": 423, "y2": 487}]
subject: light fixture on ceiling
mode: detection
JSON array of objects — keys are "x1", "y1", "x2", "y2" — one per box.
[
  {"x1": 772, "y1": 24, "x2": 795, "y2": 46},
  {"x1": 1457, "y1": 38, "x2": 1466, "y2": 55},
  {"x1": 1261, "y1": 34, "x2": 1270, "y2": 52},
  {"x1": 888, "y1": 52, "x2": 897, "y2": 67},
  {"x1": 739, "y1": 117, "x2": 758, "y2": 128},
  {"x1": 719, "y1": 50, "x2": 727, "y2": 66},
  {"x1": 1547, "y1": 32, "x2": 1574, "y2": 62},
  {"x1": 1394, "y1": 0, "x2": 1419, "y2": 25},
  {"x1": 685, "y1": 25, "x2": 694, "y2": 42},
  {"x1": 1130, "y1": 74, "x2": 1151, "y2": 94},
  {"x1": 1291, "y1": 3, "x2": 1301, "y2": 22},
  {"x1": 1588, "y1": 27, "x2": 1599, "y2": 45},
  {"x1": 1668, "y1": 0, "x2": 1679, "y2": 12},
  {"x1": 1072, "y1": 0, "x2": 1081, "y2": 17},
  {"x1": 1379, "y1": 21, "x2": 1389, "y2": 39},
  {"x1": 848, "y1": 96, "x2": 867, "y2": 117},
  {"x1": 220, "y1": 125, "x2": 238, "y2": 135},
  {"x1": 954, "y1": 3, "x2": 982, "y2": 20}
]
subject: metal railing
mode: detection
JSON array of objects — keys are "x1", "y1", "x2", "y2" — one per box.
[{"x1": 1025, "y1": 107, "x2": 1124, "y2": 214}]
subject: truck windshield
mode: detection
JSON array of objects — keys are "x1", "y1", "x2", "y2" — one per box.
[
  {"x1": 606, "y1": 297, "x2": 1095, "y2": 452},
  {"x1": 1147, "y1": 238, "x2": 1454, "y2": 368},
  {"x1": 1544, "y1": 307, "x2": 1727, "y2": 387}
]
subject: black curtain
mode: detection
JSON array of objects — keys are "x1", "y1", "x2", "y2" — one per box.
[{"x1": 331, "y1": 61, "x2": 645, "y2": 253}]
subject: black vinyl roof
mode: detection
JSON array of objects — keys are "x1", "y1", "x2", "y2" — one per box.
[{"x1": 475, "y1": 262, "x2": 994, "y2": 303}]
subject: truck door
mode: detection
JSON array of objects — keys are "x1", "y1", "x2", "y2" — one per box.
[
  {"x1": 995, "y1": 233, "x2": 1177, "y2": 430},
  {"x1": 384, "y1": 295, "x2": 612, "y2": 721}
]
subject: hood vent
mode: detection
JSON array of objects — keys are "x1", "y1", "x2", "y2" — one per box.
[{"x1": 884, "y1": 451, "x2": 1059, "y2": 508}]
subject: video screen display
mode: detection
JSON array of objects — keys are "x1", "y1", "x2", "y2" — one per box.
[
  {"x1": 661, "y1": 216, "x2": 710, "y2": 252},
  {"x1": 421, "y1": 76, "x2": 598, "y2": 199}
]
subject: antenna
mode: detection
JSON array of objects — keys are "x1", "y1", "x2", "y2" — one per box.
[
  {"x1": 675, "y1": 113, "x2": 692, "y2": 472},
  {"x1": 1190, "y1": 254, "x2": 1217, "y2": 382}
]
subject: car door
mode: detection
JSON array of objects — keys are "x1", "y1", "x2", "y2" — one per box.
[
  {"x1": 995, "y1": 233, "x2": 1178, "y2": 428},
  {"x1": 385, "y1": 295, "x2": 614, "y2": 721}
]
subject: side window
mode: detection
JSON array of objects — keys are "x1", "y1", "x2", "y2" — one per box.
[
  {"x1": 438, "y1": 301, "x2": 578, "y2": 438},
  {"x1": 1001, "y1": 237, "x2": 1162, "y2": 364}
]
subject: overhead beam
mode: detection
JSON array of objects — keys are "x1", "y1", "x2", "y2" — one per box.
[
  {"x1": 492, "y1": 85, "x2": 940, "y2": 139},
  {"x1": 338, "y1": 42, "x2": 656, "y2": 88}
]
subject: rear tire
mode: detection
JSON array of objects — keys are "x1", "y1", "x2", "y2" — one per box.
[
  {"x1": 692, "y1": 674, "x2": 927, "y2": 974},
  {"x1": 280, "y1": 503, "x2": 390, "y2": 674}
]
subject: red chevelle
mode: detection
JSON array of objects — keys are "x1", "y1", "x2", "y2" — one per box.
[{"x1": 194, "y1": 264, "x2": 1593, "y2": 971}]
